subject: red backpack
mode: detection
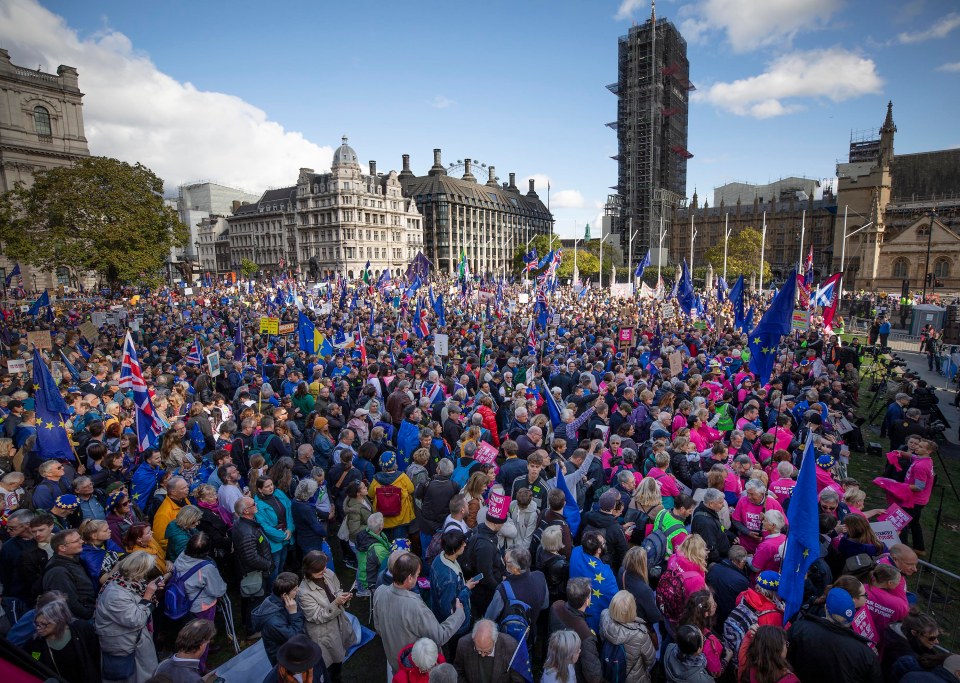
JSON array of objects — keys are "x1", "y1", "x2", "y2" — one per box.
[{"x1": 375, "y1": 483, "x2": 402, "y2": 517}]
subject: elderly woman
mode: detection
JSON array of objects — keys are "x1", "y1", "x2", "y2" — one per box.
[
  {"x1": 393, "y1": 637, "x2": 446, "y2": 683},
  {"x1": 298, "y1": 550, "x2": 356, "y2": 682},
  {"x1": 26, "y1": 593, "x2": 102, "y2": 682},
  {"x1": 194, "y1": 483, "x2": 233, "y2": 563},
  {"x1": 95, "y1": 551, "x2": 162, "y2": 682},
  {"x1": 355, "y1": 512, "x2": 391, "y2": 594},
  {"x1": 599, "y1": 590, "x2": 657, "y2": 683},
  {"x1": 542, "y1": 629, "x2": 581, "y2": 683},
  {"x1": 292, "y1": 478, "x2": 327, "y2": 556},
  {"x1": 165, "y1": 504, "x2": 202, "y2": 563},
  {"x1": 731, "y1": 479, "x2": 784, "y2": 554},
  {"x1": 79, "y1": 519, "x2": 124, "y2": 586}
]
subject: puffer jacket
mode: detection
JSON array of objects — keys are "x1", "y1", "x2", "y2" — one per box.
[
  {"x1": 251, "y1": 594, "x2": 306, "y2": 666},
  {"x1": 477, "y1": 405, "x2": 500, "y2": 447},
  {"x1": 599, "y1": 609, "x2": 657, "y2": 683},
  {"x1": 173, "y1": 553, "x2": 227, "y2": 614},
  {"x1": 507, "y1": 499, "x2": 540, "y2": 550},
  {"x1": 355, "y1": 527, "x2": 391, "y2": 590},
  {"x1": 392, "y1": 643, "x2": 448, "y2": 683},
  {"x1": 94, "y1": 580, "x2": 153, "y2": 656},
  {"x1": 231, "y1": 516, "x2": 272, "y2": 575}
]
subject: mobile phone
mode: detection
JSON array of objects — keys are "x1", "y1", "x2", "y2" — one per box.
[{"x1": 469, "y1": 573, "x2": 484, "y2": 584}]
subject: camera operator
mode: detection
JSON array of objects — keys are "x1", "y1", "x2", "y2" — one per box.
[
  {"x1": 889, "y1": 407, "x2": 929, "y2": 450},
  {"x1": 909, "y1": 379, "x2": 939, "y2": 418}
]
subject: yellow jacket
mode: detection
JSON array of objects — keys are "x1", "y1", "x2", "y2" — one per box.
[
  {"x1": 152, "y1": 496, "x2": 183, "y2": 552},
  {"x1": 368, "y1": 472, "x2": 415, "y2": 528}
]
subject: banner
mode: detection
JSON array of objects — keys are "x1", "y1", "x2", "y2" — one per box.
[
  {"x1": 259, "y1": 317, "x2": 279, "y2": 334},
  {"x1": 475, "y1": 441, "x2": 499, "y2": 466},
  {"x1": 487, "y1": 491, "x2": 510, "y2": 520}
]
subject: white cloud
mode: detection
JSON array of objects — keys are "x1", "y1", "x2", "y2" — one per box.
[
  {"x1": 936, "y1": 61, "x2": 960, "y2": 73},
  {"x1": 550, "y1": 190, "x2": 586, "y2": 209},
  {"x1": 0, "y1": 0, "x2": 332, "y2": 192},
  {"x1": 694, "y1": 48, "x2": 883, "y2": 118},
  {"x1": 615, "y1": 0, "x2": 646, "y2": 21},
  {"x1": 430, "y1": 95, "x2": 455, "y2": 109},
  {"x1": 897, "y1": 12, "x2": 960, "y2": 43},
  {"x1": 523, "y1": 174, "x2": 552, "y2": 193},
  {"x1": 683, "y1": 0, "x2": 841, "y2": 52}
]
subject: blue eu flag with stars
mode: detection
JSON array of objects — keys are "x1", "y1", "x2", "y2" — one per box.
[
  {"x1": 32, "y1": 349, "x2": 75, "y2": 462},
  {"x1": 747, "y1": 269, "x2": 796, "y2": 386},
  {"x1": 569, "y1": 545, "x2": 617, "y2": 633},
  {"x1": 778, "y1": 435, "x2": 819, "y2": 623}
]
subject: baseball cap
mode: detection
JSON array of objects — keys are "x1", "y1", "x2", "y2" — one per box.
[
  {"x1": 599, "y1": 489, "x2": 621, "y2": 512},
  {"x1": 826, "y1": 587, "x2": 856, "y2": 623}
]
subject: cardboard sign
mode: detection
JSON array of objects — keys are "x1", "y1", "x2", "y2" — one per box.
[
  {"x1": 129, "y1": 319, "x2": 140, "y2": 332},
  {"x1": 27, "y1": 330, "x2": 52, "y2": 350},
  {"x1": 487, "y1": 491, "x2": 510, "y2": 521},
  {"x1": 870, "y1": 520, "x2": 900, "y2": 546},
  {"x1": 475, "y1": 441, "x2": 499, "y2": 466},
  {"x1": 518, "y1": 293, "x2": 530, "y2": 304},
  {"x1": 791, "y1": 309, "x2": 810, "y2": 331},
  {"x1": 878, "y1": 503, "x2": 913, "y2": 532},
  {"x1": 618, "y1": 327, "x2": 634, "y2": 346},
  {"x1": 91, "y1": 312, "x2": 107, "y2": 328},
  {"x1": 183, "y1": 287, "x2": 194, "y2": 295},
  {"x1": 434, "y1": 333, "x2": 449, "y2": 357},
  {"x1": 79, "y1": 322, "x2": 99, "y2": 342},
  {"x1": 207, "y1": 352, "x2": 221, "y2": 378},
  {"x1": 669, "y1": 351, "x2": 683, "y2": 376},
  {"x1": 259, "y1": 317, "x2": 280, "y2": 335},
  {"x1": 6, "y1": 358, "x2": 27, "y2": 374},
  {"x1": 661, "y1": 304, "x2": 675, "y2": 318},
  {"x1": 277, "y1": 322, "x2": 296, "y2": 335}
]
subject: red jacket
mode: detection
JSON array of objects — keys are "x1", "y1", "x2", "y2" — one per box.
[
  {"x1": 736, "y1": 587, "x2": 784, "y2": 628},
  {"x1": 392, "y1": 643, "x2": 447, "y2": 683},
  {"x1": 477, "y1": 405, "x2": 500, "y2": 447}
]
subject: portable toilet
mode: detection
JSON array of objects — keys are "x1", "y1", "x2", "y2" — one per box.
[{"x1": 909, "y1": 304, "x2": 946, "y2": 336}]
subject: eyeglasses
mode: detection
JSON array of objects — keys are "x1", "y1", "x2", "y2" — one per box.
[{"x1": 475, "y1": 645, "x2": 494, "y2": 657}]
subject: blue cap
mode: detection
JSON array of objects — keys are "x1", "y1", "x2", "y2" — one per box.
[
  {"x1": 817, "y1": 454, "x2": 836, "y2": 469},
  {"x1": 756, "y1": 570, "x2": 780, "y2": 590},
  {"x1": 826, "y1": 587, "x2": 856, "y2": 622},
  {"x1": 379, "y1": 452, "x2": 397, "y2": 469}
]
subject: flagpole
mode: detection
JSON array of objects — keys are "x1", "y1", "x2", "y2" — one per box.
[
  {"x1": 759, "y1": 211, "x2": 767, "y2": 293},
  {"x1": 798, "y1": 209, "x2": 806, "y2": 272},
  {"x1": 722, "y1": 213, "x2": 730, "y2": 285}
]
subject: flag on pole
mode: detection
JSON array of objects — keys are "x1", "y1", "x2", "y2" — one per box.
[
  {"x1": 32, "y1": 349, "x2": 75, "y2": 462},
  {"x1": 777, "y1": 436, "x2": 820, "y2": 623},
  {"x1": 233, "y1": 319, "x2": 245, "y2": 361},
  {"x1": 634, "y1": 250, "x2": 651, "y2": 278},
  {"x1": 27, "y1": 290, "x2": 50, "y2": 316},
  {"x1": 729, "y1": 275, "x2": 746, "y2": 331},
  {"x1": 527, "y1": 318, "x2": 537, "y2": 355},
  {"x1": 803, "y1": 245, "x2": 814, "y2": 287},
  {"x1": 186, "y1": 337, "x2": 204, "y2": 365},
  {"x1": 413, "y1": 298, "x2": 429, "y2": 339},
  {"x1": 818, "y1": 272, "x2": 844, "y2": 335},
  {"x1": 298, "y1": 312, "x2": 318, "y2": 354},
  {"x1": 748, "y1": 269, "x2": 797, "y2": 386},
  {"x1": 121, "y1": 333, "x2": 166, "y2": 451},
  {"x1": 362, "y1": 260, "x2": 371, "y2": 284}
]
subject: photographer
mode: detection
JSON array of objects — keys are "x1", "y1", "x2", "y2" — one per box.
[{"x1": 910, "y1": 379, "x2": 939, "y2": 417}]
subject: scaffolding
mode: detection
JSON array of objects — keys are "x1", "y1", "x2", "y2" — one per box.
[{"x1": 610, "y1": 11, "x2": 692, "y2": 267}]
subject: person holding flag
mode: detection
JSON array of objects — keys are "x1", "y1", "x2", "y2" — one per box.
[
  {"x1": 30, "y1": 348, "x2": 75, "y2": 468},
  {"x1": 748, "y1": 270, "x2": 798, "y2": 387},
  {"x1": 569, "y1": 528, "x2": 618, "y2": 633}
]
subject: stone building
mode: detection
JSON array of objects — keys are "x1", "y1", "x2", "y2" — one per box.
[
  {"x1": 0, "y1": 48, "x2": 90, "y2": 290},
  {"x1": 398, "y1": 149, "x2": 552, "y2": 275},
  {"x1": 294, "y1": 137, "x2": 423, "y2": 280},
  {"x1": 225, "y1": 186, "x2": 297, "y2": 275},
  {"x1": 196, "y1": 215, "x2": 232, "y2": 276}
]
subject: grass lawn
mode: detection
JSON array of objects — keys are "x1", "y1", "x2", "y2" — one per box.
[{"x1": 851, "y1": 361, "x2": 960, "y2": 649}]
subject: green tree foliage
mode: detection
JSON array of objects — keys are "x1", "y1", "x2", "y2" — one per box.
[
  {"x1": 512, "y1": 234, "x2": 563, "y2": 276},
  {"x1": 703, "y1": 226, "x2": 772, "y2": 281},
  {"x1": 0, "y1": 157, "x2": 188, "y2": 287},
  {"x1": 240, "y1": 258, "x2": 259, "y2": 278},
  {"x1": 558, "y1": 249, "x2": 599, "y2": 279}
]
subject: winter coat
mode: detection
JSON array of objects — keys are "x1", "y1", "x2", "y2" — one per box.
[
  {"x1": 369, "y1": 470, "x2": 416, "y2": 528},
  {"x1": 579, "y1": 509, "x2": 628, "y2": 571},
  {"x1": 94, "y1": 579, "x2": 158, "y2": 679},
  {"x1": 343, "y1": 495, "x2": 373, "y2": 540},
  {"x1": 392, "y1": 644, "x2": 447, "y2": 683},
  {"x1": 298, "y1": 570, "x2": 355, "y2": 666},
  {"x1": 416, "y1": 475, "x2": 459, "y2": 535},
  {"x1": 41, "y1": 554, "x2": 96, "y2": 620},
  {"x1": 666, "y1": 552, "x2": 707, "y2": 596},
  {"x1": 430, "y1": 553, "x2": 472, "y2": 636},
  {"x1": 477, "y1": 405, "x2": 500, "y2": 447},
  {"x1": 164, "y1": 521, "x2": 198, "y2": 563},
  {"x1": 291, "y1": 499, "x2": 326, "y2": 554},
  {"x1": 690, "y1": 502, "x2": 732, "y2": 563},
  {"x1": 372, "y1": 583, "x2": 465, "y2": 673},
  {"x1": 231, "y1": 516, "x2": 273, "y2": 575},
  {"x1": 507, "y1": 499, "x2": 540, "y2": 550},
  {"x1": 355, "y1": 527, "x2": 391, "y2": 590},
  {"x1": 599, "y1": 609, "x2": 657, "y2": 683},
  {"x1": 251, "y1": 594, "x2": 307, "y2": 666},
  {"x1": 787, "y1": 612, "x2": 883, "y2": 683},
  {"x1": 152, "y1": 495, "x2": 184, "y2": 551},
  {"x1": 172, "y1": 554, "x2": 227, "y2": 615},
  {"x1": 549, "y1": 600, "x2": 603, "y2": 683},
  {"x1": 663, "y1": 644, "x2": 714, "y2": 683},
  {"x1": 253, "y1": 490, "x2": 295, "y2": 552}
]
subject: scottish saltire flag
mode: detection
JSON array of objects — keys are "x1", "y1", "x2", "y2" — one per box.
[
  {"x1": 32, "y1": 349, "x2": 75, "y2": 462},
  {"x1": 233, "y1": 319, "x2": 245, "y2": 361},
  {"x1": 635, "y1": 250, "x2": 651, "y2": 278},
  {"x1": 778, "y1": 435, "x2": 819, "y2": 623},
  {"x1": 748, "y1": 269, "x2": 797, "y2": 386},
  {"x1": 121, "y1": 333, "x2": 166, "y2": 451},
  {"x1": 28, "y1": 289, "x2": 49, "y2": 316},
  {"x1": 186, "y1": 337, "x2": 203, "y2": 365},
  {"x1": 814, "y1": 275, "x2": 839, "y2": 307},
  {"x1": 569, "y1": 546, "x2": 617, "y2": 632},
  {"x1": 729, "y1": 275, "x2": 746, "y2": 331},
  {"x1": 298, "y1": 312, "x2": 317, "y2": 354}
]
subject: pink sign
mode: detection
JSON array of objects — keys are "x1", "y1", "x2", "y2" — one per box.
[
  {"x1": 618, "y1": 327, "x2": 634, "y2": 344},
  {"x1": 487, "y1": 491, "x2": 510, "y2": 520},
  {"x1": 475, "y1": 441, "x2": 499, "y2": 466},
  {"x1": 878, "y1": 503, "x2": 913, "y2": 532}
]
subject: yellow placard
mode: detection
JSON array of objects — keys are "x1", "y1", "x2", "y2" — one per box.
[{"x1": 259, "y1": 316, "x2": 279, "y2": 335}]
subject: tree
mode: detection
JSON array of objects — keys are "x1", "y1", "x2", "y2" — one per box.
[
  {"x1": 558, "y1": 249, "x2": 600, "y2": 279},
  {"x1": 512, "y1": 234, "x2": 563, "y2": 276},
  {"x1": 703, "y1": 226, "x2": 772, "y2": 281},
  {"x1": 0, "y1": 157, "x2": 188, "y2": 288},
  {"x1": 240, "y1": 258, "x2": 259, "y2": 278}
]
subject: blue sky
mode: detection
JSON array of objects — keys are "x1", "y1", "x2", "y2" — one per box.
[{"x1": 2, "y1": 0, "x2": 958, "y2": 238}]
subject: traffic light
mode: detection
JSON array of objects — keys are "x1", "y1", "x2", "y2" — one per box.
[{"x1": 926, "y1": 273, "x2": 933, "y2": 285}]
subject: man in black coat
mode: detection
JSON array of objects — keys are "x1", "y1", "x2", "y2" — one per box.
[
  {"x1": 706, "y1": 545, "x2": 751, "y2": 627},
  {"x1": 415, "y1": 461, "x2": 460, "y2": 545},
  {"x1": 690, "y1": 489, "x2": 734, "y2": 563},
  {"x1": 231, "y1": 496, "x2": 274, "y2": 636},
  {"x1": 465, "y1": 511, "x2": 506, "y2": 618},
  {"x1": 41, "y1": 529, "x2": 96, "y2": 620}
]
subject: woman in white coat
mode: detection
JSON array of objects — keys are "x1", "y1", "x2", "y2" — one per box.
[
  {"x1": 297, "y1": 550, "x2": 356, "y2": 682},
  {"x1": 94, "y1": 551, "x2": 160, "y2": 683}
]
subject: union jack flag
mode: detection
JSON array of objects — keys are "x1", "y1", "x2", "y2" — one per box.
[
  {"x1": 121, "y1": 332, "x2": 166, "y2": 451},
  {"x1": 186, "y1": 337, "x2": 203, "y2": 365},
  {"x1": 527, "y1": 318, "x2": 537, "y2": 355},
  {"x1": 422, "y1": 380, "x2": 444, "y2": 406},
  {"x1": 413, "y1": 298, "x2": 429, "y2": 339}
]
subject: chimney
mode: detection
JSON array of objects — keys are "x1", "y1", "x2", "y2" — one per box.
[
  {"x1": 428, "y1": 148, "x2": 446, "y2": 176},
  {"x1": 232, "y1": 200, "x2": 242, "y2": 213},
  {"x1": 462, "y1": 158, "x2": 476, "y2": 182},
  {"x1": 398, "y1": 154, "x2": 414, "y2": 181},
  {"x1": 527, "y1": 178, "x2": 539, "y2": 198},
  {"x1": 369, "y1": 160, "x2": 377, "y2": 176},
  {"x1": 486, "y1": 165, "x2": 498, "y2": 187},
  {"x1": 508, "y1": 172, "x2": 518, "y2": 193}
]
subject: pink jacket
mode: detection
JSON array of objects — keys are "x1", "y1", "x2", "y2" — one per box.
[
  {"x1": 646, "y1": 468, "x2": 681, "y2": 496},
  {"x1": 692, "y1": 423, "x2": 721, "y2": 451},
  {"x1": 667, "y1": 552, "x2": 706, "y2": 595}
]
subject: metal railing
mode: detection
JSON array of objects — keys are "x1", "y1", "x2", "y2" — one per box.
[{"x1": 910, "y1": 560, "x2": 960, "y2": 650}]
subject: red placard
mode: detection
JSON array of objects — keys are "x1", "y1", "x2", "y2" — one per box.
[
  {"x1": 878, "y1": 503, "x2": 913, "y2": 532},
  {"x1": 487, "y1": 490, "x2": 510, "y2": 520},
  {"x1": 475, "y1": 441, "x2": 499, "y2": 466}
]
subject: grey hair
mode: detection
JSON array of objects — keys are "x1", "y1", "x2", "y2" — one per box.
[
  {"x1": 560, "y1": 409, "x2": 574, "y2": 421},
  {"x1": 72, "y1": 475, "x2": 92, "y2": 490},
  {"x1": 819, "y1": 488, "x2": 840, "y2": 503},
  {"x1": 702, "y1": 488, "x2": 725, "y2": 504},
  {"x1": 544, "y1": 629, "x2": 582, "y2": 677},
  {"x1": 116, "y1": 550, "x2": 156, "y2": 581},
  {"x1": 7, "y1": 508, "x2": 35, "y2": 525},
  {"x1": 410, "y1": 637, "x2": 440, "y2": 671},
  {"x1": 617, "y1": 469, "x2": 635, "y2": 487},
  {"x1": 167, "y1": 476, "x2": 187, "y2": 493},
  {"x1": 745, "y1": 479, "x2": 767, "y2": 495},
  {"x1": 175, "y1": 505, "x2": 203, "y2": 528},
  {"x1": 730, "y1": 430, "x2": 745, "y2": 440},
  {"x1": 505, "y1": 547, "x2": 532, "y2": 572},
  {"x1": 367, "y1": 512, "x2": 385, "y2": 533},
  {"x1": 39, "y1": 459, "x2": 61, "y2": 477},
  {"x1": 463, "y1": 441, "x2": 477, "y2": 457},
  {"x1": 34, "y1": 596, "x2": 73, "y2": 638},
  {"x1": 514, "y1": 407, "x2": 528, "y2": 419},
  {"x1": 777, "y1": 461, "x2": 795, "y2": 477},
  {"x1": 294, "y1": 478, "x2": 318, "y2": 501},
  {"x1": 733, "y1": 454, "x2": 752, "y2": 467},
  {"x1": 728, "y1": 545, "x2": 748, "y2": 563},
  {"x1": 905, "y1": 408, "x2": 921, "y2": 420},
  {"x1": 438, "y1": 458, "x2": 454, "y2": 476},
  {"x1": 428, "y1": 663, "x2": 458, "y2": 683},
  {"x1": 764, "y1": 509, "x2": 785, "y2": 530},
  {"x1": 471, "y1": 618, "x2": 499, "y2": 642},
  {"x1": 541, "y1": 524, "x2": 564, "y2": 554}
]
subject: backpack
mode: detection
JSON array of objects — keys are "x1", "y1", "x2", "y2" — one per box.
[
  {"x1": 451, "y1": 460, "x2": 480, "y2": 488},
  {"x1": 622, "y1": 504, "x2": 654, "y2": 541},
  {"x1": 425, "y1": 521, "x2": 469, "y2": 567},
  {"x1": 459, "y1": 530, "x2": 494, "y2": 579},
  {"x1": 497, "y1": 581, "x2": 532, "y2": 649},
  {"x1": 374, "y1": 482, "x2": 403, "y2": 517},
  {"x1": 247, "y1": 433, "x2": 275, "y2": 463},
  {"x1": 600, "y1": 639, "x2": 629, "y2": 683},
  {"x1": 842, "y1": 552, "x2": 877, "y2": 580},
  {"x1": 655, "y1": 563, "x2": 690, "y2": 630},
  {"x1": 164, "y1": 560, "x2": 213, "y2": 620},
  {"x1": 722, "y1": 599, "x2": 778, "y2": 670},
  {"x1": 640, "y1": 530, "x2": 668, "y2": 579}
]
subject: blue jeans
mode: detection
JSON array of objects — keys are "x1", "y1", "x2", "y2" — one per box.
[
  {"x1": 268, "y1": 546, "x2": 289, "y2": 587},
  {"x1": 420, "y1": 531, "x2": 434, "y2": 559}
]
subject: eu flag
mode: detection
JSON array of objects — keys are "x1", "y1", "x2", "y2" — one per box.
[
  {"x1": 729, "y1": 275, "x2": 745, "y2": 330},
  {"x1": 433, "y1": 294, "x2": 446, "y2": 328},
  {"x1": 298, "y1": 312, "x2": 317, "y2": 354},
  {"x1": 569, "y1": 545, "x2": 617, "y2": 632},
  {"x1": 28, "y1": 290, "x2": 50, "y2": 316},
  {"x1": 32, "y1": 349, "x2": 75, "y2": 462},
  {"x1": 233, "y1": 318, "x2": 245, "y2": 361},
  {"x1": 778, "y1": 436, "x2": 819, "y2": 623},
  {"x1": 747, "y1": 269, "x2": 796, "y2": 386},
  {"x1": 541, "y1": 379, "x2": 562, "y2": 429},
  {"x1": 635, "y1": 250, "x2": 651, "y2": 278}
]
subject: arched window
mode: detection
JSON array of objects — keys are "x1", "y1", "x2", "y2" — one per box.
[
  {"x1": 33, "y1": 106, "x2": 51, "y2": 137},
  {"x1": 892, "y1": 258, "x2": 909, "y2": 278},
  {"x1": 56, "y1": 267, "x2": 71, "y2": 287},
  {"x1": 935, "y1": 258, "x2": 950, "y2": 278}
]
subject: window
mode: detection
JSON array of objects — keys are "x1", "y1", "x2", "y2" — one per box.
[
  {"x1": 935, "y1": 258, "x2": 950, "y2": 278},
  {"x1": 892, "y1": 258, "x2": 909, "y2": 278},
  {"x1": 34, "y1": 106, "x2": 52, "y2": 137}
]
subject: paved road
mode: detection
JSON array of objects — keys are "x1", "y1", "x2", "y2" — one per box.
[{"x1": 891, "y1": 350, "x2": 959, "y2": 445}]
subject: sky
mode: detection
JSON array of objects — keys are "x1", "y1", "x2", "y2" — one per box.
[{"x1": 1, "y1": 0, "x2": 958, "y2": 239}]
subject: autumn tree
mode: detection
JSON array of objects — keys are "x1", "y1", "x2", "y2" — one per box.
[
  {"x1": 703, "y1": 226, "x2": 772, "y2": 281},
  {"x1": 0, "y1": 157, "x2": 188, "y2": 288}
]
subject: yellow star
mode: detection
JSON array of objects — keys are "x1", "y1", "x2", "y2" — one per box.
[
  {"x1": 33, "y1": 383, "x2": 41, "y2": 391},
  {"x1": 44, "y1": 421, "x2": 55, "y2": 430},
  {"x1": 595, "y1": 573, "x2": 604, "y2": 583},
  {"x1": 592, "y1": 589, "x2": 601, "y2": 598},
  {"x1": 753, "y1": 337, "x2": 760, "y2": 344},
  {"x1": 132, "y1": 492, "x2": 140, "y2": 500},
  {"x1": 58, "y1": 419, "x2": 66, "y2": 429},
  {"x1": 802, "y1": 549, "x2": 809, "y2": 558},
  {"x1": 587, "y1": 559, "x2": 597, "y2": 569}
]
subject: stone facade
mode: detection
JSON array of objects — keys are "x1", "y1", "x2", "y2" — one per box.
[
  {"x1": 197, "y1": 215, "x2": 232, "y2": 276},
  {"x1": 225, "y1": 186, "x2": 297, "y2": 275},
  {"x1": 0, "y1": 48, "x2": 90, "y2": 291}
]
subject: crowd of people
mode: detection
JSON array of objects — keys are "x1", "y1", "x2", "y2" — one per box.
[{"x1": 0, "y1": 271, "x2": 954, "y2": 683}]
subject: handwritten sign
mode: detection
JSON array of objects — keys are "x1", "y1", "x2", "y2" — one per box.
[
  {"x1": 791, "y1": 309, "x2": 810, "y2": 332},
  {"x1": 6, "y1": 358, "x2": 27, "y2": 374},
  {"x1": 79, "y1": 322, "x2": 99, "y2": 342},
  {"x1": 668, "y1": 351, "x2": 683, "y2": 376},
  {"x1": 259, "y1": 317, "x2": 279, "y2": 335},
  {"x1": 277, "y1": 322, "x2": 296, "y2": 335},
  {"x1": 487, "y1": 490, "x2": 510, "y2": 521},
  {"x1": 434, "y1": 333, "x2": 449, "y2": 357},
  {"x1": 618, "y1": 327, "x2": 634, "y2": 346},
  {"x1": 661, "y1": 304, "x2": 675, "y2": 318},
  {"x1": 475, "y1": 441, "x2": 499, "y2": 466},
  {"x1": 878, "y1": 503, "x2": 912, "y2": 532},
  {"x1": 27, "y1": 330, "x2": 52, "y2": 350}
]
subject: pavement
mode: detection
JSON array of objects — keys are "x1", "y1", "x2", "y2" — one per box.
[{"x1": 888, "y1": 349, "x2": 960, "y2": 446}]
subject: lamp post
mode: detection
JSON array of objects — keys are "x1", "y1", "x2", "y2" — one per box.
[
  {"x1": 572, "y1": 237, "x2": 582, "y2": 285},
  {"x1": 839, "y1": 204, "x2": 873, "y2": 301},
  {"x1": 599, "y1": 233, "x2": 611, "y2": 289},
  {"x1": 722, "y1": 213, "x2": 732, "y2": 284},
  {"x1": 627, "y1": 222, "x2": 639, "y2": 288},
  {"x1": 797, "y1": 209, "x2": 806, "y2": 272},
  {"x1": 689, "y1": 213, "x2": 697, "y2": 279},
  {"x1": 524, "y1": 235, "x2": 535, "y2": 284},
  {"x1": 657, "y1": 217, "x2": 667, "y2": 286},
  {"x1": 922, "y1": 209, "x2": 937, "y2": 300}
]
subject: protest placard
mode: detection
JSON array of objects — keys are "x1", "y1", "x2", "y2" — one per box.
[
  {"x1": 27, "y1": 330, "x2": 52, "y2": 350},
  {"x1": 487, "y1": 491, "x2": 510, "y2": 520},
  {"x1": 475, "y1": 441, "x2": 499, "y2": 466},
  {"x1": 6, "y1": 359, "x2": 26, "y2": 373},
  {"x1": 259, "y1": 317, "x2": 279, "y2": 335},
  {"x1": 878, "y1": 503, "x2": 912, "y2": 532}
]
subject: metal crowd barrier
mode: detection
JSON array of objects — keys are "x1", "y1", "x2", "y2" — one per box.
[{"x1": 910, "y1": 560, "x2": 960, "y2": 651}]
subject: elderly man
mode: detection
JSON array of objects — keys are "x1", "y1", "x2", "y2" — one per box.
[
  {"x1": 153, "y1": 476, "x2": 189, "y2": 551},
  {"x1": 731, "y1": 479, "x2": 785, "y2": 554},
  {"x1": 32, "y1": 459, "x2": 71, "y2": 511},
  {"x1": 73, "y1": 476, "x2": 106, "y2": 521},
  {"x1": 484, "y1": 547, "x2": 549, "y2": 648},
  {"x1": 232, "y1": 496, "x2": 273, "y2": 636},
  {"x1": 453, "y1": 619, "x2": 525, "y2": 683},
  {"x1": 691, "y1": 487, "x2": 734, "y2": 563},
  {"x1": 516, "y1": 425, "x2": 543, "y2": 460},
  {"x1": 373, "y1": 552, "x2": 465, "y2": 679},
  {"x1": 292, "y1": 443, "x2": 316, "y2": 481}
]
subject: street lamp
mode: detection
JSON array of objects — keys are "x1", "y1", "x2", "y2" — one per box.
[
  {"x1": 657, "y1": 217, "x2": 667, "y2": 286},
  {"x1": 572, "y1": 237, "x2": 582, "y2": 285},
  {"x1": 524, "y1": 235, "x2": 535, "y2": 284},
  {"x1": 922, "y1": 209, "x2": 938, "y2": 300},
  {"x1": 759, "y1": 211, "x2": 767, "y2": 292},
  {"x1": 627, "y1": 219, "x2": 639, "y2": 286},
  {"x1": 722, "y1": 213, "x2": 732, "y2": 284},
  {"x1": 689, "y1": 213, "x2": 697, "y2": 276},
  {"x1": 598, "y1": 233, "x2": 611, "y2": 289},
  {"x1": 839, "y1": 204, "x2": 873, "y2": 301},
  {"x1": 797, "y1": 209, "x2": 806, "y2": 272}
]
